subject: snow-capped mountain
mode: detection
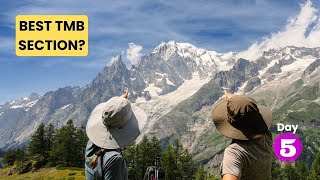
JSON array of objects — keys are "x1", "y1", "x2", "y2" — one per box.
[
  {"x1": 0, "y1": 41, "x2": 235, "y2": 149},
  {"x1": 144, "y1": 45, "x2": 320, "y2": 172},
  {"x1": 0, "y1": 93, "x2": 41, "y2": 112},
  {"x1": 0, "y1": 41, "x2": 319, "y2": 172},
  {"x1": 151, "y1": 41, "x2": 234, "y2": 71},
  {"x1": 1, "y1": 0, "x2": 320, "y2": 173}
]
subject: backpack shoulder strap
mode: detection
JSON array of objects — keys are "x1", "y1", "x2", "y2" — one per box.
[{"x1": 101, "y1": 149, "x2": 122, "y2": 176}]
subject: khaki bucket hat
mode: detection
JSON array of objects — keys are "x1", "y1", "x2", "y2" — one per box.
[
  {"x1": 211, "y1": 95, "x2": 272, "y2": 140},
  {"x1": 86, "y1": 96, "x2": 147, "y2": 149}
]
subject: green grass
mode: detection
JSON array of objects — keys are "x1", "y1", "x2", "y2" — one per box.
[{"x1": 0, "y1": 167, "x2": 85, "y2": 180}]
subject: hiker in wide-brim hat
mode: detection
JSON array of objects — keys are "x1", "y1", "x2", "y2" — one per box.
[
  {"x1": 211, "y1": 90, "x2": 273, "y2": 180},
  {"x1": 85, "y1": 90, "x2": 147, "y2": 180}
]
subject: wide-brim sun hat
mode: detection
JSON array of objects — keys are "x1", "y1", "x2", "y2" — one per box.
[
  {"x1": 86, "y1": 96, "x2": 147, "y2": 149},
  {"x1": 211, "y1": 95, "x2": 272, "y2": 140}
]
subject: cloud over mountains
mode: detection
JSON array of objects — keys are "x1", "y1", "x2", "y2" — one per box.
[
  {"x1": 239, "y1": 0, "x2": 320, "y2": 60},
  {"x1": 126, "y1": 43, "x2": 143, "y2": 65}
]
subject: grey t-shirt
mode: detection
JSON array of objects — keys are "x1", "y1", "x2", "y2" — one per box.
[{"x1": 221, "y1": 131, "x2": 273, "y2": 180}]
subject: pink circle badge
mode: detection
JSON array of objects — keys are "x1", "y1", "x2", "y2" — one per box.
[{"x1": 273, "y1": 133, "x2": 303, "y2": 162}]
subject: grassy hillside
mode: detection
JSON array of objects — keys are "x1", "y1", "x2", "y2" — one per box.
[{"x1": 0, "y1": 167, "x2": 85, "y2": 180}]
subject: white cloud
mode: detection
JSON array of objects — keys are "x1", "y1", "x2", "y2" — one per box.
[
  {"x1": 126, "y1": 43, "x2": 143, "y2": 65},
  {"x1": 238, "y1": 0, "x2": 320, "y2": 60}
]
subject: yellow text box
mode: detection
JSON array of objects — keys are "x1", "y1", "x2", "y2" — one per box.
[{"x1": 16, "y1": 15, "x2": 88, "y2": 56}]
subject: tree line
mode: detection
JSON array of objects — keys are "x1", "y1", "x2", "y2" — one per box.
[
  {"x1": 1, "y1": 120, "x2": 320, "y2": 180},
  {"x1": 271, "y1": 151, "x2": 320, "y2": 180},
  {"x1": 123, "y1": 135, "x2": 218, "y2": 180},
  {"x1": 0, "y1": 120, "x2": 216, "y2": 179},
  {"x1": 1, "y1": 120, "x2": 87, "y2": 172},
  {"x1": 0, "y1": 120, "x2": 217, "y2": 179}
]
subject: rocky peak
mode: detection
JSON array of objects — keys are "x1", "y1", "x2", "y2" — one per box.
[
  {"x1": 108, "y1": 55, "x2": 123, "y2": 66},
  {"x1": 152, "y1": 41, "x2": 179, "y2": 61},
  {"x1": 302, "y1": 59, "x2": 320, "y2": 78},
  {"x1": 153, "y1": 41, "x2": 178, "y2": 51},
  {"x1": 102, "y1": 55, "x2": 128, "y2": 78},
  {"x1": 0, "y1": 92, "x2": 41, "y2": 111},
  {"x1": 152, "y1": 41, "x2": 215, "y2": 61},
  {"x1": 28, "y1": 93, "x2": 41, "y2": 100},
  {"x1": 38, "y1": 87, "x2": 76, "y2": 108},
  {"x1": 261, "y1": 46, "x2": 320, "y2": 60},
  {"x1": 214, "y1": 58, "x2": 259, "y2": 92}
]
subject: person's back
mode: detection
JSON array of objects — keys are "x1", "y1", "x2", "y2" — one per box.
[
  {"x1": 85, "y1": 140, "x2": 128, "y2": 180},
  {"x1": 222, "y1": 131, "x2": 273, "y2": 180},
  {"x1": 211, "y1": 91, "x2": 273, "y2": 180},
  {"x1": 85, "y1": 90, "x2": 147, "y2": 180}
]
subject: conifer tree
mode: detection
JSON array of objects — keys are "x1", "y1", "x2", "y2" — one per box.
[
  {"x1": 171, "y1": 139, "x2": 195, "y2": 179},
  {"x1": 1, "y1": 148, "x2": 27, "y2": 166},
  {"x1": 1, "y1": 149, "x2": 16, "y2": 166},
  {"x1": 179, "y1": 148, "x2": 195, "y2": 179},
  {"x1": 195, "y1": 165, "x2": 206, "y2": 180},
  {"x1": 283, "y1": 163, "x2": 297, "y2": 180},
  {"x1": 124, "y1": 143, "x2": 138, "y2": 180},
  {"x1": 161, "y1": 145, "x2": 177, "y2": 180},
  {"x1": 135, "y1": 135, "x2": 151, "y2": 179},
  {"x1": 74, "y1": 126, "x2": 87, "y2": 167},
  {"x1": 44, "y1": 123, "x2": 55, "y2": 153},
  {"x1": 150, "y1": 136, "x2": 162, "y2": 159},
  {"x1": 270, "y1": 158, "x2": 286, "y2": 179},
  {"x1": 294, "y1": 161, "x2": 309, "y2": 180},
  {"x1": 124, "y1": 136, "x2": 162, "y2": 180},
  {"x1": 123, "y1": 136, "x2": 196, "y2": 180},
  {"x1": 28, "y1": 123, "x2": 46, "y2": 159},
  {"x1": 309, "y1": 150, "x2": 320, "y2": 180},
  {"x1": 50, "y1": 120, "x2": 77, "y2": 166},
  {"x1": 49, "y1": 120, "x2": 87, "y2": 167}
]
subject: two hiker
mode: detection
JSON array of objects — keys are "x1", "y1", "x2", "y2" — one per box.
[{"x1": 85, "y1": 89, "x2": 273, "y2": 180}]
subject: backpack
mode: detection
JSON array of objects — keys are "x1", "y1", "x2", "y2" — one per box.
[
  {"x1": 85, "y1": 141, "x2": 105, "y2": 180},
  {"x1": 85, "y1": 141, "x2": 126, "y2": 180}
]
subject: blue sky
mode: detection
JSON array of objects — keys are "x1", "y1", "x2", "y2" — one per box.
[{"x1": 0, "y1": 0, "x2": 319, "y2": 103}]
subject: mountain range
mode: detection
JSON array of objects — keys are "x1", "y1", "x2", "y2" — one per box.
[{"x1": 1, "y1": 41, "x2": 320, "y2": 172}]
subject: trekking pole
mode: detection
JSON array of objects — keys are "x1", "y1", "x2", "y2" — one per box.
[
  {"x1": 143, "y1": 156, "x2": 162, "y2": 180},
  {"x1": 155, "y1": 156, "x2": 160, "y2": 180}
]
